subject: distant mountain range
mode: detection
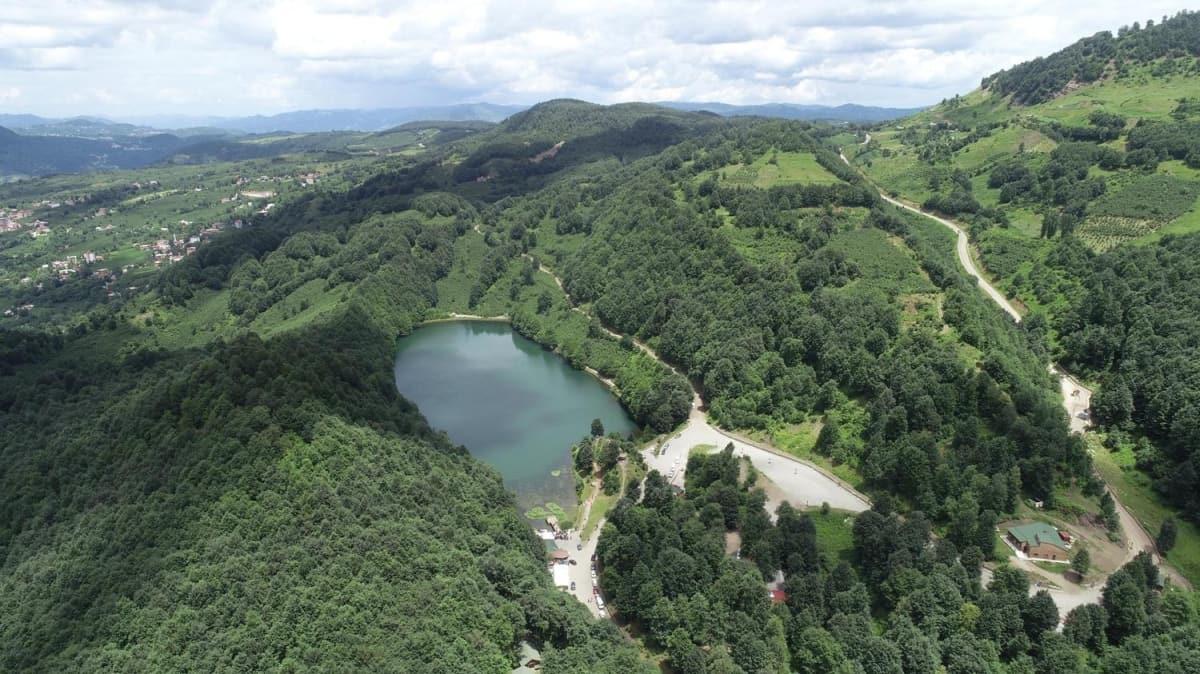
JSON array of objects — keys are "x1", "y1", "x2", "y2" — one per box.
[
  {"x1": 123, "y1": 104, "x2": 528, "y2": 135},
  {"x1": 0, "y1": 99, "x2": 925, "y2": 177},
  {"x1": 657, "y1": 102, "x2": 925, "y2": 122},
  {"x1": 3, "y1": 100, "x2": 924, "y2": 138}
]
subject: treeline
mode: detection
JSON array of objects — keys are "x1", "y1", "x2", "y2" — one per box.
[
  {"x1": 1054, "y1": 233, "x2": 1200, "y2": 519},
  {"x1": 983, "y1": 11, "x2": 1200, "y2": 104},
  {"x1": 1126, "y1": 118, "x2": 1200, "y2": 167},
  {"x1": 600, "y1": 450, "x2": 1200, "y2": 673}
]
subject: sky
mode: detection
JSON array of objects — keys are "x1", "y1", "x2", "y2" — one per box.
[{"x1": 0, "y1": 1, "x2": 1191, "y2": 119}]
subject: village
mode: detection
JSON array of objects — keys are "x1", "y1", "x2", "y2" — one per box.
[{"x1": 0, "y1": 168, "x2": 325, "y2": 321}]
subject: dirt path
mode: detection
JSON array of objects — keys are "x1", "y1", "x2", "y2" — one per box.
[{"x1": 839, "y1": 146, "x2": 1190, "y2": 592}]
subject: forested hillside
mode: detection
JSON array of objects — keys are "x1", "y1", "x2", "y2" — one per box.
[
  {"x1": 0, "y1": 195, "x2": 651, "y2": 670},
  {"x1": 1054, "y1": 235, "x2": 1200, "y2": 519},
  {"x1": 502, "y1": 118, "x2": 1087, "y2": 515},
  {"x1": 850, "y1": 9, "x2": 1200, "y2": 557},
  {"x1": 5, "y1": 93, "x2": 1200, "y2": 672},
  {"x1": 602, "y1": 447, "x2": 1200, "y2": 673},
  {"x1": 984, "y1": 11, "x2": 1200, "y2": 104}
]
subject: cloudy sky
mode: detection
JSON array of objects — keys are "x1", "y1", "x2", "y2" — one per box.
[{"x1": 0, "y1": 1, "x2": 1190, "y2": 119}]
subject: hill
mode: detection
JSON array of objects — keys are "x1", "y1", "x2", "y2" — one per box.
[
  {"x1": 5, "y1": 91, "x2": 1200, "y2": 672},
  {"x1": 846, "y1": 9, "x2": 1200, "y2": 587},
  {"x1": 0, "y1": 126, "x2": 195, "y2": 178}
]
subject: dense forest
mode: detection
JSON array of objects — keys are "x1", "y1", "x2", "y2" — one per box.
[
  {"x1": 4, "y1": 89, "x2": 1200, "y2": 671},
  {"x1": 983, "y1": 10, "x2": 1200, "y2": 104},
  {"x1": 600, "y1": 451, "x2": 1200, "y2": 673},
  {"x1": 0, "y1": 205, "x2": 652, "y2": 670},
  {"x1": 1054, "y1": 234, "x2": 1200, "y2": 520}
]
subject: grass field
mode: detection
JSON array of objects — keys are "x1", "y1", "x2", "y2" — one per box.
[
  {"x1": 434, "y1": 229, "x2": 489, "y2": 312},
  {"x1": 1090, "y1": 434, "x2": 1200, "y2": 586},
  {"x1": 811, "y1": 509, "x2": 858, "y2": 564},
  {"x1": 1030, "y1": 66, "x2": 1200, "y2": 125},
  {"x1": 760, "y1": 413, "x2": 866, "y2": 489},
  {"x1": 251, "y1": 278, "x2": 349, "y2": 338},
  {"x1": 719, "y1": 149, "x2": 842, "y2": 188},
  {"x1": 854, "y1": 132, "x2": 936, "y2": 203},
  {"x1": 953, "y1": 125, "x2": 1056, "y2": 172},
  {"x1": 827, "y1": 227, "x2": 936, "y2": 294}
]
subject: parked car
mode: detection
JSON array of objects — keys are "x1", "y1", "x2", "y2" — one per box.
[
  {"x1": 570, "y1": 581, "x2": 576, "y2": 591},
  {"x1": 576, "y1": 543, "x2": 582, "y2": 551}
]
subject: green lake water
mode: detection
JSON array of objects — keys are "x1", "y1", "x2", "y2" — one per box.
[{"x1": 393, "y1": 320, "x2": 635, "y2": 513}]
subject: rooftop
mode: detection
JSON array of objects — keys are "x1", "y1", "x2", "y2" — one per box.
[{"x1": 1007, "y1": 522, "x2": 1068, "y2": 551}]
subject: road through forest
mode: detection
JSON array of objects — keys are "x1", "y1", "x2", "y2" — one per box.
[{"x1": 839, "y1": 142, "x2": 1189, "y2": 596}]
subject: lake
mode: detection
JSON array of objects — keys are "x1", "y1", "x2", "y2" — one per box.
[{"x1": 393, "y1": 320, "x2": 635, "y2": 515}]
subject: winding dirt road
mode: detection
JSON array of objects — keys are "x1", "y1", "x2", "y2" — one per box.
[{"x1": 839, "y1": 141, "x2": 1189, "y2": 596}]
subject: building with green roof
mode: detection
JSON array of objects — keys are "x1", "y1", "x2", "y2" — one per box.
[{"x1": 1006, "y1": 521, "x2": 1071, "y2": 561}]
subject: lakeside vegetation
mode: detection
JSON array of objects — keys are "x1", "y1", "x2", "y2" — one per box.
[{"x1": 8, "y1": 11, "x2": 1200, "y2": 663}]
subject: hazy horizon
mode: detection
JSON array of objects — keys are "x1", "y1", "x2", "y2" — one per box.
[
  {"x1": 1, "y1": 1, "x2": 1189, "y2": 119},
  {"x1": 1, "y1": 99, "x2": 928, "y2": 127}
]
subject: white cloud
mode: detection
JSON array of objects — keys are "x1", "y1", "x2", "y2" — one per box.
[{"x1": 0, "y1": 0, "x2": 1191, "y2": 117}]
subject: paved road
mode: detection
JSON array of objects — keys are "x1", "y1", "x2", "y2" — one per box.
[
  {"x1": 644, "y1": 406, "x2": 871, "y2": 515},
  {"x1": 562, "y1": 523, "x2": 604, "y2": 618}
]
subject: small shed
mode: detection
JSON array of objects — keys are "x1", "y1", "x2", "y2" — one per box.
[{"x1": 549, "y1": 549, "x2": 569, "y2": 563}]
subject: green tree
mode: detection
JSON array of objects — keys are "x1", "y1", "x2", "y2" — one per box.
[
  {"x1": 574, "y1": 441, "x2": 595, "y2": 476},
  {"x1": 1063, "y1": 604, "x2": 1108, "y2": 652},
  {"x1": 1157, "y1": 517, "x2": 1177, "y2": 554},
  {"x1": 1102, "y1": 571, "x2": 1147, "y2": 644},
  {"x1": 960, "y1": 545, "x2": 983, "y2": 581},
  {"x1": 591, "y1": 418, "x2": 605, "y2": 437},
  {"x1": 792, "y1": 626, "x2": 848, "y2": 674},
  {"x1": 1099, "y1": 492, "x2": 1120, "y2": 532},
  {"x1": 1071, "y1": 548, "x2": 1091, "y2": 578},
  {"x1": 1022, "y1": 590, "x2": 1060, "y2": 640}
]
